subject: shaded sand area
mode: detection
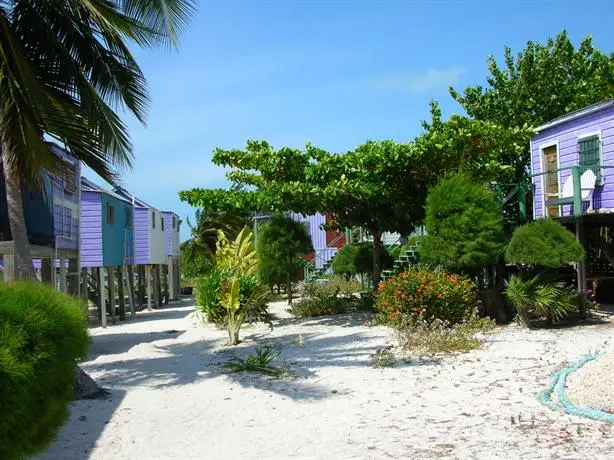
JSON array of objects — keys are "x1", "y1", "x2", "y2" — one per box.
[{"x1": 40, "y1": 298, "x2": 614, "y2": 459}]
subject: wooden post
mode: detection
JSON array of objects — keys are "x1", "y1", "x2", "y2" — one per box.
[
  {"x1": 106, "y1": 266, "x2": 116, "y2": 324},
  {"x1": 153, "y1": 265, "x2": 161, "y2": 308},
  {"x1": 572, "y1": 166, "x2": 583, "y2": 218},
  {"x1": 59, "y1": 258, "x2": 67, "y2": 293},
  {"x1": 2, "y1": 254, "x2": 15, "y2": 282},
  {"x1": 67, "y1": 259, "x2": 79, "y2": 297},
  {"x1": 138, "y1": 265, "x2": 145, "y2": 308},
  {"x1": 168, "y1": 257, "x2": 176, "y2": 301},
  {"x1": 146, "y1": 265, "x2": 152, "y2": 311},
  {"x1": 125, "y1": 265, "x2": 136, "y2": 317},
  {"x1": 163, "y1": 264, "x2": 169, "y2": 305},
  {"x1": 81, "y1": 268, "x2": 89, "y2": 304},
  {"x1": 41, "y1": 258, "x2": 55, "y2": 287},
  {"x1": 575, "y1": 219, "x2": 587, "y2": 319},
  {"x1": 117, "y1": 266, "x2": 126, "y2": 321},
  {"x1": 98, "y1": 267, "x2": 107, "y2": 328}
]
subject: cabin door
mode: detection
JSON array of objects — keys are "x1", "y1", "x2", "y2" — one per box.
[{"x1": 542, "y1": 145, "x2": 560, "y2": 218}]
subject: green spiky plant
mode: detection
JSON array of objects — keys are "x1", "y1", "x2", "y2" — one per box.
[
  {"x1": 222, "y1": 346, "x2": 285, "y2": 377},
  {"x1": 216, "y1": 227, "x2": 268, "y2": 345}
]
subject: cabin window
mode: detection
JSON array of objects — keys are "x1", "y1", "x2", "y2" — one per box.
[
  {"x1": 152, "y1": 211, "x2": 156, "y2": 228},
  {"x1": 579, "y1": 135, "x2": 602, "y2": 183},
  {"x1": 125, "y1": 208, "x2": 133, "y2": 228},
  {"x1": 161, "y1": 216, "x2": 165, "y2": 231},
  {"x1": 107, "y1": 204, "x2": 115, "y2": 225}
]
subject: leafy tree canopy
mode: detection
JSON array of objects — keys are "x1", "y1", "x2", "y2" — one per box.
[
  {"x1": 416, "y1": 101, "x2": 534, "y2": 184},
  {"x1": 420, "y1": 173, "x2": 505, "y2": 271},
  {"x1": 505, "y1": 219, "x2": 585, "y2": 268},
  {"x1": 450, "y1": 30, "x2": 614, "y2": 129}
]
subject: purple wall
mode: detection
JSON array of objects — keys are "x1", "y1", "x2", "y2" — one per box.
[
  {"x1": 532, "y1": 105, "x2": 614, "y2": 219},
  {"x1": 79, "y1": 191, "x2": 103, "y2": 267},
  {"x1": 134, "y1": 207, "x2": 150, "y2": 264},
  {"x1": 288, "y1": 212, "x2": 336, "y2": 269}
]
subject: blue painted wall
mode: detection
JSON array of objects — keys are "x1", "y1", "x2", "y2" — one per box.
[{"x1": 102, "y1": 194, "x2": 134, "y2": 267}]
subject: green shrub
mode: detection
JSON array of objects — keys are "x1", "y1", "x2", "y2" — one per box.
[
  {"x1": 291, "y1": 281, "x2": 361, "y2": 317},
  {"x1": 196, "y1": 268, "x2": 225, "y2": 324},
  {"x1": 395, "y1": 314, "x2": 495, "y2": 354},
  {"x1": 504, "y1": 275, "x2": 578, "y2": 326},
  {"x1": 0, "y1": 282, "x2": 89, "y2": 460},
  {"x1": 196, "y1": 270, "x2": 271, "y2": 327},
  {"x1": 420, "y1": 173, "x2": 505, "y2": 271},
  {"x1": 375, "y1": 266, "x2": 479, "y2": 325},
  {"x1": 505, "y1": 219, "x2": 585, "y2": 268}
]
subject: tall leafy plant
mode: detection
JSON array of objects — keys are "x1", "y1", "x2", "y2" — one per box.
[{"x1": 215, "y1": 227, "x2": 267, "y2": 345}]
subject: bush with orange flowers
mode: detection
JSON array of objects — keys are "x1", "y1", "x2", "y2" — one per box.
[{"x1": 375, "y1": 266, "x2": 478, "y2": 325}]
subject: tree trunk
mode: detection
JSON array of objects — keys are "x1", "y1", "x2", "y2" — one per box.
[
  {"x1": 371, "y1": 228, "x2": 383, "y2": 289},
  {"x1": 286, "y1": 272, "x2": 293, "y2": 306},
  {"x1": 1, "y1": 146, "x2": 35, "y2": 280}
]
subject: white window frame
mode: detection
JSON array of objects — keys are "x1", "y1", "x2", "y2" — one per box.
[{"x1": 539, "y1": 140, "x2": 560, "y2": 218}]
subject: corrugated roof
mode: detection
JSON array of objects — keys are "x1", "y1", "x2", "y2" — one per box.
[
  {"x1": 80, "y1": 177, "x2": 131, "y2": 203},
  {"x1": 535, "y1": 99, "x2": 614, "y2": 132}
]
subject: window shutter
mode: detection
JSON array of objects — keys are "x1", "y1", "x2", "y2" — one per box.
[{"x1": 579, "y1": 136, "x2": 601, "y2": 183}]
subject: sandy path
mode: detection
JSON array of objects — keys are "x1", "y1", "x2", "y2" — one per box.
[{"x1": 40, "y1": 298, "x2": 614, "y2": 460}]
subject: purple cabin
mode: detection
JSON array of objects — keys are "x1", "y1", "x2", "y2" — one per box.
[{"x1": 530, "y1": 99, "x2": 614, "y2": 287}]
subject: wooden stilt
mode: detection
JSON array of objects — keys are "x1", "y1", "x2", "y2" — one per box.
[
  {"x1": 2, "y1": 255, "x2": 15, "y2": 282},
  {"x1": 98, "y1": 267, "x2": 107, "y2": 328},
  {"x1": 138, "y1": 265, "x2": 145, "y2": 308},
  {"x1": 163, "y1": 264, "x2": 169, "y2": 305},
  {"x1": 575, "y1": 219, "x2": 587, "y2": 319},
  {"x1": 106, "y1": 266, "x2": 116, "y2": 324},
  {"x1": 125, "y1": 265, "x2": 136, "y2": 317},
  {"x1": 168, "y1": 256, "x2": 176, "y2": 300},
  {"x1": 117, "y1": 266, "x2": 126, "y2": 321},
  {"x1": 59, "y1": 258, "x2": 67, "y2": 293},
  {"x1": 146, "y1": 265, "x2": 152, "y2": 311},
  {"x1": 153, "y1": 265, "x2": 161, "y2": 308},
  {"x1": 41, "y1": 258, "x2": 55, "y2": 287},
  {"x1": 81, "y1": 268, "x2": 89, "y2": 304}
]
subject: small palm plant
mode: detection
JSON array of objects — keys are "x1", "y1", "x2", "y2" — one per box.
[
  {"x1": 505, "y1": 275, "x2": 577, "y2": 326},
  {"x1": 216, "y1": 227, "x2": 268, "y2": 345}
]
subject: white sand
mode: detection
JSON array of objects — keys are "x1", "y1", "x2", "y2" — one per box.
[
  {"x1": 39, "y1": 298, "x2": 614, "y2": 460},
  {"x1": 567, "y1": 350, "x2": 614, "y2": 413}
]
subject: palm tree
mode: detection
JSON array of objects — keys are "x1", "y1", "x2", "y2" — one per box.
[{"x1": 0, "y1": 0, "x2": 196, "y2": 280}]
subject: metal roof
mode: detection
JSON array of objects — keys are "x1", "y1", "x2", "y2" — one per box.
[
  {"x1": 535, "y1": 99, "x2": 614, "y2": 132},
  {"x1": 80, "y1": 177, "x2": 131, "y2": 204}
]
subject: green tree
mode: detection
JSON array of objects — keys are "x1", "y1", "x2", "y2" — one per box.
[
  {"x1": 257, "y1": 214, "x2": 313, "y2": 305},
  {"x1": 450, "y1": 31, "x2": 614, "y2": 128},
  {"x1": 180, "y1": 140, "x2": 430, "y2": 288},
  {"x1": 420, "y1": 174, "x2": 505, "y2": 272},
  {"x1": 505, "y1": 219, "x2": 584, "y2": 268},
  {"x1": 331, "y1": 244, "x2": 359, "y2": 279},
  {"x1": 0, "y1": 0, "x2": 195, "y2": 279}
]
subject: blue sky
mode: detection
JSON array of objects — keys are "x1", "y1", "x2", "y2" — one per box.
[{"x1": 83, "y1": 0, "x2": 614, "y2": 241}]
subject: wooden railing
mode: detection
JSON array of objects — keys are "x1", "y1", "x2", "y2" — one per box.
[{"x1": 532, "y1": 165, "x2": 614, "y2": 218}]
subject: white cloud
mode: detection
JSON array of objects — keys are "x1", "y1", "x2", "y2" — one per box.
[{"x1": 369, "y1": 66, "x2": 467, "y2": 93}]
